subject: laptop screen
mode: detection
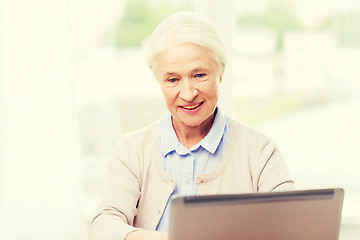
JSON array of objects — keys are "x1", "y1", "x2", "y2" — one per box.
[{"x1": 169, "y1": 188, "x2": 344, "y2": 240}]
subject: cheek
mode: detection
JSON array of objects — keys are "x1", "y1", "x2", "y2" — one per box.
[
  {"x1": 161, "y1": 87, "x2": 177, "y2": 105},
  {"x1": 201, "y1": 81, "x2": 220, "y2": 98}
]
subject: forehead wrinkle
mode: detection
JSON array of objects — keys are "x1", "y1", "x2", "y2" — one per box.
[
  {"x1": 162, "y1": 72, "x2": 177, "y2": 78},
  {"x1": 155, "y1": 43, "x2": 219, "y2": 78},
  {"x1": 161, "y1": 64, "x2": 211, "y2": 79},
  {"x1": 191, "y1": 67, "x2": 209, "y2": 73}
]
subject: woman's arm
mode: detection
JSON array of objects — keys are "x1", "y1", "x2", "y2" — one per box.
[
  {"x1": 89, "y1": 137, "x2": 142, "y2": 240},
  {"x1": 255, "y1": 138, "x2": 295, "y2": 192}
]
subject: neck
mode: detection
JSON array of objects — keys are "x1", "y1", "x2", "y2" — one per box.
[{"x1": 172, "y1": 113, "x2": 215, "y2": 149}]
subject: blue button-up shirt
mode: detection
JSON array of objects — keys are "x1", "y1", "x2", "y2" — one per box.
[{"x1": 156, "y1": 108, "x2": 230, "y2": 231}]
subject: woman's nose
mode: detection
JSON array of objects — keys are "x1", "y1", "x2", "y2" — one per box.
[{"x1": 179, "y1": 79, "x2": 198, "y2": 101}]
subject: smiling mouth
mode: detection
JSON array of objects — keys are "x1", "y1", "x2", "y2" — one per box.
[{"x1": 181, "y1": 102, "x2": 203, "y2": 110}]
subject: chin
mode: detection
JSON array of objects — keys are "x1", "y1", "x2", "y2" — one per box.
[
  {"x1": 183, "y1": 122, "x2": 202, "y2": 127},
  {"x1": 180, "y1": 118, "x2": 206, "y2": 128}
]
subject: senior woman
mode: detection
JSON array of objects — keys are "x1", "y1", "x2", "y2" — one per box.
[{"x1": 89, "y1": 11, "x2": 294, "y2": 240}]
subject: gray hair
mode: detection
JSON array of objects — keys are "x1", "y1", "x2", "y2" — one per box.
[{"x1": 146, "y1": 11, "x2": 228, "y2": 72}]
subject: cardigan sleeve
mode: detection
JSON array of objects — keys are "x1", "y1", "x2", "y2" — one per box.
[
  {"x1": 89, "y1": 137, "x2": 141, "y2": 240},
  {"x1": 254, "y1": 138, "x2": 294, "y2": 192}
]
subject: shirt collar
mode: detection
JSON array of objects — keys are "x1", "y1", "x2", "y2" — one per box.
[
  {"x1": 159, "y1": 114, "x2": 182, "y2": 157},
  {"x1": 196, "y1": 108, "x2": 227, "y2": 154},
  {"x1": 158, "y1": 108, "x2": 227, "y2": 156}
]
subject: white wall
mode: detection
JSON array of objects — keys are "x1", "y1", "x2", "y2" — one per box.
[{"x1": 0, "y1": 0, "x2": 86, "y2": 239}]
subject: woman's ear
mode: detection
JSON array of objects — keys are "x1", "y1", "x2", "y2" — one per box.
[{"x1": 219, "y1": 63, "x2": 225, "y2": 83}]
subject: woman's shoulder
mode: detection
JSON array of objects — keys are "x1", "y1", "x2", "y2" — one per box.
[
  {"x1": 109, "y1": 120, "x2": 161, "y2": 165},
  {"x1": 227, "y1": 116, "x2": 272, "y2": 145},
  {"x1": 225, "y1": 117, "x2": 280, "y2": 164}
]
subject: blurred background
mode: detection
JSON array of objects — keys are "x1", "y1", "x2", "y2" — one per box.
[{"x1": 0, "y1": 0, "x2": 359, "y2": 239}]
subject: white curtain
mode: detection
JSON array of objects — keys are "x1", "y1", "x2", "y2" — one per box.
[{"x1": 0, "y1": 0, "x2": 86, "y2": 239}]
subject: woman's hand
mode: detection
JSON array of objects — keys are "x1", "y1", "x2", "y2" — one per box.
[{"x1": 125, "y1": 229, "x2": 168, "y2": 240}]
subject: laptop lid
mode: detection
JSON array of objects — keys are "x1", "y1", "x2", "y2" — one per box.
[{"x1": 169, "y1": 188, "x2": 344, "y2": 240}]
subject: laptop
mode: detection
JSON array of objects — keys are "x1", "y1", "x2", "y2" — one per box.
[{"x1": 169, "y1": 188, "x2": 344, "y2": 240}]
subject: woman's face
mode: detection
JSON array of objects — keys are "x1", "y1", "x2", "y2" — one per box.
[{"x1": 154, "y1": 43, "x2": 223, "y2": 129}]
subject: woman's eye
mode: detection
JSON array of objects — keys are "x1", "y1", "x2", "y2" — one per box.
[
  {"x1": 194, "y1": 73, "x2": 206, "y2": 79},
  {"x1": 167, "y1": 78, "x2": 179, "y2": 83}
]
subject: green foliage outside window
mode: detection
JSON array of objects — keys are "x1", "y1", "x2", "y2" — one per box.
[
  {"x1": 237, "y1": 0, "x2": 303, "y2": 50},
  {"x1": 115, "y1": 0, "x2": 359, "y2": 50},
  {"x1": 115, "y1": 0, "x2": 190, "y2": 49}
]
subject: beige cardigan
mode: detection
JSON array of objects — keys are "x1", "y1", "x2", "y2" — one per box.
[{"x1": 89, "y1": 118, "x2": 294, "y2": 240}]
